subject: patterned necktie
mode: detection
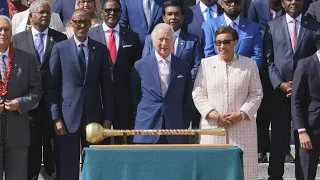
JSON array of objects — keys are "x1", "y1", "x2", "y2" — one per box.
[
  {"x1": 108, "y1": 29, "x2": 116, "y2": 64},
  {"x1": 230, "y1": 21, "x2": 237, "y2": 31},
  {"x1": 143, "y1": 0, "x2": 151, "y2": 26},
  {"x1": 159, "y1": 59, "x2": 169, "y2": 97},
  {"x1": 77, "y1": 44, "x2": 86, "y2": 77},
  {"x1": 290, "y1": 19, "x2": 297, "y2": 52},
  {"x1": 0, "y1": 55, "x2": 6, "y2": 84},
  {"x1": 206, "y1": 7, "x2": 213, "y2": 21},
  {"x1": 35, "y1": 32, "x2": 45, "y2": 63}
]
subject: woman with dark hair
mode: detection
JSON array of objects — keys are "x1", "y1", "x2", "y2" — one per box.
[{"x1": 192, "y1": 26, "x2": 263, "y2": 180}]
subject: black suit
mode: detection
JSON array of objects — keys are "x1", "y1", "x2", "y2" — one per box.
[
  {"x1": 306, "y1": 1, "x2": 320, "y2": 22},
  {"x1": 88, "y1": 24, "x2": 142, "y2": 144},
  {"x1": 13, "y1": 28, "x2": 67, "y2": 180},
  {"x1": 292, "y1": 53, "x2": 320, "y2": 180},
  {"x1": 264, "y1": 15, "x2": 320, "y2": 179}
]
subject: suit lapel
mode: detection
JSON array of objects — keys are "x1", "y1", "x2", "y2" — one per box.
[
  {"x1": 25, "y1": 30, "x2": 38, "y2": 62},
  {"x1": 280, "y1": 16, "x2": 294, "y2": 54},
  {"x1": 85, "y1": 38, "x2": 95, "y2": 83},
  {"x1": 149, "y1": 0, "x2": 160, "y2": 31},
  {"x1": 217, "y1": 4, "x2": 224, "y2": 16},
  {"x1": 136, "y1": 0, "x2": 148, "y2": 28},
  {"x1": 176, "y1": 31, "x2": 186, "y2": 58},
  {"x1": 295, "y1": 18, "x2": 307, "y2": 54},
  {"x1": 313, "y1": 54, "x2": 320, "y2": 81},
  {"x1": 114, "y1": 26, "x2": 125, "y2": 64},
  {"x1": 165, "y1": 55, "x2": 177, "y2": 98},
  {"x1": 235, "y1": 18, "x2": 247, "y2": 53},
  {"x1": 42, "y1": 29, "x2": 55, "y2": 67},
  {"x1": 69, "y1": 38, "x2": 84, "y2": 81},
  {"x1": 194, "y1": 4, "x2": 205, "y2": 24},
  {"x1": 151, "y1": 55, "x2": 161, "y2": 94},
  {"x1": 263, "y1": 1, "x2": 272, "y2": 22},
  {"x1": 97, "y1": 25, "x2": 106, "y2": 45}
]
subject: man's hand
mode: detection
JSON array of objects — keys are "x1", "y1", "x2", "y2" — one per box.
[
  {"x1": 225, "y1": 112, "x2": 242, "y2": 124},
  {"x1": 280, "y1": 81, "x2": 293, "y2": 96},
  {"x1": 103, "y1": 120, "x2": 112, "y2": 129},
  {"x1": 0, "y1": 100, "x2": 4, "y2": 114},
  {"x1": 54, "y1": 119, "x2": 67, "y2": 136},
  {"x1": 299, "y1": 132, "x2": 312, "y2": 150},
  {"x1": 4, "y1": 99, "x2": 20, "y2": 111},
  {"x1": 206, "y1": 110, "x2": 219, "y2": 121}
]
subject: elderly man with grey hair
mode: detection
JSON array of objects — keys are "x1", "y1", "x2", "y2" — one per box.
[
  {"x1": 131, "y1": 23, "x2": 192, "y2": 144},
  {"x1": 11, "y1": 0, "x2": 64, "y2": 35},
  {"x1": 0, "y1": 15, "x2": 42, "y2": 180},
  {"x1": 12, "y1": 0, "x2": 67, "y2": 179}
]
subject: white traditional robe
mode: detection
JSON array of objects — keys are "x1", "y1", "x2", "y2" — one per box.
[{"x1": 192, "y1": 54, "x2": 263, "y2": 180}]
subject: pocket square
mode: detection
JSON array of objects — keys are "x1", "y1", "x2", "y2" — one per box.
[
  {"x1": 243, "y1": 36, "x2": 253, "y2": 39},
  {"x1": 123, "y1": 45, "x2": 133, "y2": 48},
  {"x1": 177, "y1": 75, "x2": 184, "y2": 78}
]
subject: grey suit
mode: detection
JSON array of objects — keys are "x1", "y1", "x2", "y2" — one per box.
[
  {"x1": 307, "y1": 1, "x2": 320, "y2": 22},
  {"x1": 0, "y1": 48, "x2": 42, "y2": 180}
]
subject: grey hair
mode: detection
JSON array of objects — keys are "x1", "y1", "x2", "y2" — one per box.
[
  {"x1": 151, "y1": 23, "x2": 175, "y2": 42},
  {"x1": 0, "y1": 15, "x2": 12, "y2": 27},
  {"x1": 29, "y1": 0, "x2": 51, "y2": 14}
]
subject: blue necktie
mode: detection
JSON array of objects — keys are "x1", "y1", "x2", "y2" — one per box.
[
  {"x1": 206, "y1": 7, "x2": 212, "y2": 21},
  {"x1": 230, "y1": 21, "x2": 238, "y2": 31},
  {"x1": 77, "y1": 44, "x2": 87, "y2": 77},
  {"x1": 35, "y1": 32, "x2": 45, "y2": 63}
]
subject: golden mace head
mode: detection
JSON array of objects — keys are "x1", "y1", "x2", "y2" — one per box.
[{"x1": 86, "y1": 123, "x2": 104, "y2": 143}]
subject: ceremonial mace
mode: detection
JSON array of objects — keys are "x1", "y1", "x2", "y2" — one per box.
[{"x1": 86, "y1": 123, "x2": 226, "y2": 144}]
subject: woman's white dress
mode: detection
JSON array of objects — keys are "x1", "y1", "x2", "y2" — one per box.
[{"x1": 192, "y1": 55, "x2": 263, "y2": 180}]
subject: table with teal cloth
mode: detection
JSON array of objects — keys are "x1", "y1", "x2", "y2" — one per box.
[{"x1": 81, "y1": 146, "x2": 244, "y2": 180}]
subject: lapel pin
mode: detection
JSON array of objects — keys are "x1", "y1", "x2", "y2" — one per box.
[
  {"x1": 50, "y1": 37, "x2": 53, "y2": 41},
  {"x1": 304, "y1": 21, "x2": 308, "y2": 24},
  {"x1": 242, "y1": 25, "x2": 245, "y2": 27},
  {"x1": 93, "y1": 47, "x2": 96, "y2": 50}
]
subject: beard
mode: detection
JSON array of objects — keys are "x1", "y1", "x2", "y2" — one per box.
[{"x1": 226, "y1": 10, "x2": 241, "y2": 19}]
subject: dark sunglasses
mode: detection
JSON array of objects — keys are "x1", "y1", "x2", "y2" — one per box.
[
  {"x1": 223, "y1": 0, "x2": 242, "y2": 5},
  {"x1": 71, "y1": 19, "x2": 91, "y2": 26},
  {"x1": 103, "y1": 8, "x2": 121, "y2": 14},
  {"x1": 214, "y1": 40, "x2": 234, "y2": 46}
]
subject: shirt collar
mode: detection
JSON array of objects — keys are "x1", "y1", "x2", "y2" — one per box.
[
  {"x1": 74, "y1": 36, "x2": 89, "y2": 47},
  {"x1": 224, "y1": 13, "x2": 240, "y2": 26},
  {"x1": 199, "y1": 2, "x2": 218, "y2": 13},
  {"x1": 155, "y1": 51, "x2": 172, "y2": 63},
  {"x1": 0, "y1": 46, "x2": 9, "y2": 57},
  {"x1": 317, "y1": 51, "x2": 320, "y2": 62},
  {"x1": 31, "y1": 27, "x2": 49, "y2": 37},
  {"x1": 102, "y1": 22, "x2": 120, "y2": 32},
  {"x1": 286, "y1": 13, "x2": 302, "y2": 23},
  {"x1": 174, "y1": 29, "x2": 181, "y2": 38}
]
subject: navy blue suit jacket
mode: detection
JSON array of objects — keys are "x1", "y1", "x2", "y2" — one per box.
[
  {"x1": 0, "y1": 0, "x2": 9, "y2": 17},
  {"x1": 202, "y1": 15, "x2": 263, "y2": 68},
  {"x1": 264, "y1": 15, "x2": 320, "y2": 89},
  {"x1": 52, "y1": 0, "x2": 76, "y2": 25},
  {"x1": 48, "y1": 37, "x2": 114, "y2": 133},
  {"x1": 183, "y1": 3, "x2": 224, "y2": 41},
  {"x1": 248, "y1": 0, "x2": 285, "y2": 37},
  {"x1": 120, "y1": 0, "x2": 165, "y2": 46},
  {"x1": 292, "y1": 53, "x2": 320, "y2": 134},
  {"x1": 131, "y1": 54, "x2": 192, "y2": 144},
  {"x1": 142, "y1": 31, "x2": 202, "y2": 80}
]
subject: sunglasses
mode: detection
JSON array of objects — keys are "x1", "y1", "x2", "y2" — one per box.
[
  {"x1": 214, "y1": 40, "x2": 234, "y2": 46},
  {"x1": 71, "y1": 19, "x2": 91, "y2": 26},
  {"x1": 103, "y1": 8, "x2": 121, "y2": 14},
  {"x1": 223, "y1": 0, "x2": 242, "y2": 5}
]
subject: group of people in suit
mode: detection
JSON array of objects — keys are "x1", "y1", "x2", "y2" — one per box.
[{"x1": 0, "y1": 0, "x2": 320, "y2": 179}]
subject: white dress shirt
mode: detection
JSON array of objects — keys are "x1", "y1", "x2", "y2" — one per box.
[
  {"x1": 103, "y1": 22, "x2": 120, "y2": 53},
  {"x1": 317, "y1": 51, "x2": 320, "y2": 62},
  {"x1": 174, "y1": 29, "x2": 181, "y2": 55},
  {"x1": 155, "y1": 51, "x2": 171, "y2": 96},
  {"x1": 74, "y1": 36, "x2": 89, "y2": 66},
  {"x1": 31, "y1": 27, "x2": 48, "y2": 53},
  {"x1": 286, "y1": 13, "x2": 302, "y2": 37},
  {"x1": 224, "y1": 13, "x2": 240, "y2": 31},
  {"x1": 200, "y1": 2, "x2": 218, "y2": 20},
  {"x1": 143, "y1": 0, "x2": 155, "y2": 13},
  {"x1": 0, "y1": 47, "x2": 9, "y2": 68}
]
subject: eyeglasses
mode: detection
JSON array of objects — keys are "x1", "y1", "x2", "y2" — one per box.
[
  {"x1": 214, "y1": 39, "x2": 234, "y2": 46},
  {"x1": 103, "y1": 8, "x2": 121, "y2": 14},
  {"x1": 71, "y1": 19, "x2": 91, "y2": 26},
  {"x1": 79, "y1": 0, "x2": 94, "y2": 5},
  {"x1": 223, "y1": 0, "x2": 242, "y2": 6}
]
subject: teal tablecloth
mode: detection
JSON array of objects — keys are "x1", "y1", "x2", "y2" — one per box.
[{"x1": 81, "y1": 147, "x2": 243, "y2": 180}]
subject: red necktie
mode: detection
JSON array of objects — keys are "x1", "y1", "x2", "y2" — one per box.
[{"x1": 108, "y1": 29, "x2": 116, "y2": 64}]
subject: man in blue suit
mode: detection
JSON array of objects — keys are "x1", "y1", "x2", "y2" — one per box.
[
  {"x1": 264, "y1": 0, "x2": 320, "y2": 178},
  {"x1": 248, "y1": 0, "x2": 285, "y2": 37},
  {"x1": 184, "y1": 0, "x2": 224, "y2": 42},
  {"x1": 0, "y1": 0, "x2": 9, "y2": 17},
  {"x1": 291, "y1": 29, "x2": 320, "y2": 180},
  {"x1": 48, "y1": 9, "x2": 114, "y2": 180},
  {"x1": 52, "y1": 0, "x2": 76, "y2": 25},
  {"x1": 142, "y1": 0, "x2": 202, "y2": 80},
  {"x1": 120, "y1": 0, "x2": 165, "y2": 46},
  {"x1": 202, "y1": 0, "x2": 262, "y2": 68},
  {"x1": 131, "y1": 23, "x2": 192, "y2": 144}
]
